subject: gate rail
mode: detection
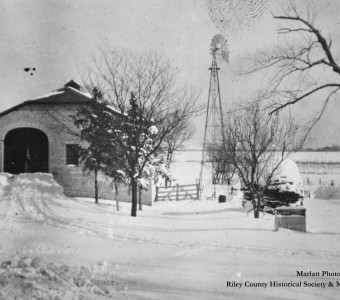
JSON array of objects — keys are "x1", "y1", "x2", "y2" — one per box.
[{"x1": 155, "y1": 184, "x2": 199, "y2": 201}]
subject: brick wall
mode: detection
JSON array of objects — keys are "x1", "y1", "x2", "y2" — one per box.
[{"x1": 0, "y1": 103, "x2": 154, "y2": 205}]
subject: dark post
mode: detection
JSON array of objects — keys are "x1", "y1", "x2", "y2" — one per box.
[
  {"x1": 155, "y1": 187, "x2": 159, "y2": 202},
  {"x1": 139, "y1": 187, "x2": 142, "y2": 211},
  {"x1": 115, "y1": 182, "x2": 119, "y2": 211},
  {"x1": 94, "y1": 167, "x2": 98, "y2": 204}
]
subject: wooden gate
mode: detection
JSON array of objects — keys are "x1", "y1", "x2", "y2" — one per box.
[{"x1": 155, "y1": 184, "x2": 199, "y2": 201}]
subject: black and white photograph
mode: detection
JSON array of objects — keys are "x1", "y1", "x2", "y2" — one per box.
[{"x1": 0, "y1": 0, "x2": 340, "y2": 299}]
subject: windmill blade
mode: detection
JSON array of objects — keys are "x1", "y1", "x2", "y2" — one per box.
[{"x1": 210, "y1": 34, "x2": 229, "y2": 63}]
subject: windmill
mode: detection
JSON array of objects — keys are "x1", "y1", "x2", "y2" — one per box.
[{"x1": 198, "y1": 34, "x2": 229, "y2": 198}]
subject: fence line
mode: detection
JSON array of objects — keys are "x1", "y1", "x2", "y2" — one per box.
[
  {"x1": 155, "y1": 183, "x2": 199, "y2": 201},
  {"x1": 305, "y1": 178, "x2": 336, "y2": 186}
]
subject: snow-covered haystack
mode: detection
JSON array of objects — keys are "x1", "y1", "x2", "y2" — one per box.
[
  {"x1": 242, "y1": 158, "x2": 305, "y2": 208},
  {"x1": 266, "y1": 158, "x2": 305, "y2": 207},
  {"x1": 9, "y1": 173, "x2": 65, "y2": 221},
  {"x1": 270, "y1": 158, "x2": 305, "y2": 196}
]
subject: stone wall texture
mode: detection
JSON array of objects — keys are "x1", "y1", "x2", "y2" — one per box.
[{"x1": 0, "y1": 103, "x2": 154, "y2": 205}]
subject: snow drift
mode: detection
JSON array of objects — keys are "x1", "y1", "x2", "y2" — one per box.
[
  {"x1": 1, "y1": 173, "x2": 128, "y2": 239},
  {"x1": 0, "y1": 256, "x2": 119, "y2": 299},
  {"x1": 0, "y1": 173, "x2": 13, "y2": 197},
  {"x1": 8, "y1": 173, "x2": 65, "y2": 221},
  {"x1": 314, "y1": 186, "x2": 340, "y2": 200}
]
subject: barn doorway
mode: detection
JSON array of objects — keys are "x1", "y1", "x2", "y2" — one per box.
[{"x1": 4, "y1": 128, "x2": 49, "y2": 174}]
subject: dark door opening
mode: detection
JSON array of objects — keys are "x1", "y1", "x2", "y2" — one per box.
[{"x1": 4, "y1": 128, "x2": 49, "y2": 174}]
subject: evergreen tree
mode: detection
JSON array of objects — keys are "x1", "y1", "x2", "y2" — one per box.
[
  {"x1": 74, "y1": 87, "x2": 126, "y2": 204},
  {"x1": 74, "y1": 89, "x2": 168, "y2": 216}
]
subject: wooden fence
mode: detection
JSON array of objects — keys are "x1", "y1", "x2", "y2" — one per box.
[
  {"x1": 155, "y1": 184, "x2": 199, "y2": 201},
  {"x1": 306, "y1": 178, "x2": 336, "y2": 186}
]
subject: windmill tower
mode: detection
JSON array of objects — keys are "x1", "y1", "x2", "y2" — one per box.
[{"x1": 199, "y1": 34, "x2": 229, "y2": 198}]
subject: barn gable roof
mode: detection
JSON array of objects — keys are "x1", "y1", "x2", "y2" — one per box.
[{"x1": 0, "y1": 81, "x2": 92, "y2": 118}]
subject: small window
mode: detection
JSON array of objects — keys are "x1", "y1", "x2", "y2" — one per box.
[{"x1": 66, "y1": 144, "x2": 79, "y2": 166}]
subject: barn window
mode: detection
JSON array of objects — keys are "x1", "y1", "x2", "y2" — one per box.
[{"x1": 66, "y1": 144, "x2": 80, "y2": 166}]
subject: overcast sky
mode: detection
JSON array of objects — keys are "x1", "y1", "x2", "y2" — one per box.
[{"x1": 1, "y1": 0, "x2": 340, "y2": 148}]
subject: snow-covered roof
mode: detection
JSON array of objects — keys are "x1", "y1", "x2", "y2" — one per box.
[
  {"x1": 31, "y1": 80, "x2": 92, "y2": 101},
  {"x1": 106, "y1": 104, "x2": 125, "y2": 116},
  {"x1": 0, "y1": 80, "x2": 125, "y2": 119},
  {"x1": 31, "y1": 82, "x2": 91, "y2": 101},
  {"x1": 0, "y1": 80, "x2": 93, "y2": 118},
  {"x1": 67, "y1": 86, "x2": 92, "y2": 99},
  {"x1": 32, "y1": 90, "x2": 65, "y2": 100}
]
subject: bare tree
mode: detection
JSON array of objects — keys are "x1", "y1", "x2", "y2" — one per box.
[
  {"x1": 224, "y1": 101, "x2": 301, "y2": 218},
  {"x1": 242, "y1": 1, "x2": 340, "y2": 137},
  {"x1": 206, "y1": 142, "x2": 235, "y2": 185},
  {"x1": 79, "y1": 48, "x2": 201, "y2": 217},
  {"x1": 162, "y1": 121, "x2": 195, "y2": 186}
]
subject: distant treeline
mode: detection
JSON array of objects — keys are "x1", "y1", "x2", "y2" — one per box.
[{"x1": 303, "y1": 145, "x2": 340, "y2": 152}]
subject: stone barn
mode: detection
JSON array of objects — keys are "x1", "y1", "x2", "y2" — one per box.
[{"x1": 0, "y1": 80, "x2": 154, "y2": 205}]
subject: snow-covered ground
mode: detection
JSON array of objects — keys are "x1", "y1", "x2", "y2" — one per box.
[
  {"x1": 1, "y1": 173, "x2": 340, "y2": 299},
  {"x1": 170, "y1": 151, "x2": 340, "y2": 200},
  {"x1": 170, "y1": 150, "x2": 340, "y2": 184}
]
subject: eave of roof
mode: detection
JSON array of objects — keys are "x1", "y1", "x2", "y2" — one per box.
[
  {"x1": 0, "y1": 83, "x2": 123, "y2": 118},
  {"x1": 0, "y1": 82, "x2": 92, "y2": 118}
]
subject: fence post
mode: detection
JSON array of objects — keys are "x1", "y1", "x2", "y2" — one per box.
[
  {"x1": 115, "y1": 182, "x2": 119, "y2": 211},
  {"x1": 196, "y1": 183, "x2": 199, "y2": 200},
  {"x1": 155, "y1": 186, "x2": 159, "y2": 202},
  {"x1": 176, "y1": 184, "x2": 179, "y2": 201},
  {"x1": 139, "y1": 187, "x2": 142, "y2": 211}
]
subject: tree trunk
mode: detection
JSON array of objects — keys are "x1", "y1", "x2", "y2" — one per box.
[
  {"x1": 254, "y1": 195, "x2": 261, "y2": 219},
  {"x1": 115, "y1": 182, "x2": 119, "y2": 211},
  {"x1": 131, "y1": 178, "x2": 138, "y2": 217},
  {"x1": 94, "y1": 167, "x2": 98, "y2": 204},
  {"x1": 139, "y1": 187, "x2": 142, "y2": 210}
]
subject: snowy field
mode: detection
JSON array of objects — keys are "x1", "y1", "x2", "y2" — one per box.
[
  {"x1": 170, "y1": 151, "x2": 340, "y2": 196},
  {"x1": 170, "y1": 150, "x2": 340, "y2": 185},
  {"x1": 1, "y1": 172, "x2": 340, "y2": 299}
]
